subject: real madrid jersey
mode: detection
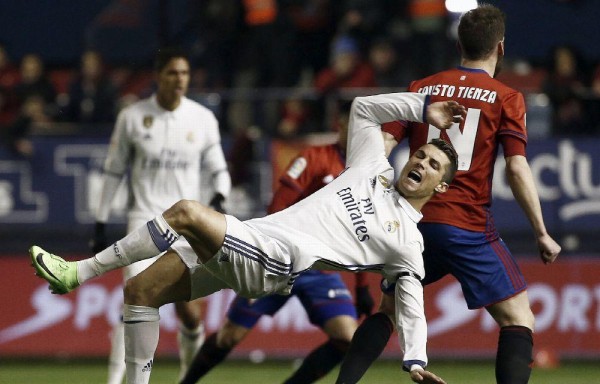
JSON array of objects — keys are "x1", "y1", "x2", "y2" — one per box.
[
  {"x1": 246, "y1": 92, "x2": 430, "y2": 367},
  {"x1": 248, "y1": 92, "x2": 427, "y2": 283},
  {"x1": 100, "y1": 95, "x2": 229, "y2": 222}
]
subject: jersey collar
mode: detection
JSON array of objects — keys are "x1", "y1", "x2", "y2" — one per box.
[
  {"x1": 456, "y1": 65, "x2": 488, "y2": 75},
  {"x1": 396, "y1": 194, "x2": 423, "y2": 223},
  {"x1": 151, "y1": 94, "x2": 186, "y2": 115}
]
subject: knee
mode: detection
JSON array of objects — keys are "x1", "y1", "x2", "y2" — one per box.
[
  {"x1": 217, "y1": 321, "x2": 247, "y2": 349},
  {"x1": 165, "y1": 199, "x2": 204, "y2": 232},
  {"x1": 124, "y1": 276, "x2": 152, "y2": 306},
  {"x1": 378, "y1": 294, "x2": 396, "y2": 321}
]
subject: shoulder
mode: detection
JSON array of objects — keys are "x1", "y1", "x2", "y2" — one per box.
[
  {"x1": 121, "y1": 97, "x2": 154, "y2": 115},
  {"x1": 182, "y1": 97, "x2": 215, "y2": 116}
]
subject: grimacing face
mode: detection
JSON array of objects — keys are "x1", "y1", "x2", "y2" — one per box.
[
  {"x1": 157, "y1": 57, "x2": 190, "y2": 101},
  {"x1": 395, "y1": 144, "x2": 450, "y2": 199}
]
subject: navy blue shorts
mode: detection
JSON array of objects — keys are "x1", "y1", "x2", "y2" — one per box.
[
  {"x1": 227, "y1": 270, "x2": 357, "y2": 328},
  {"x1": 382, "y1": 223, "x2": 527, "y2": 309}
]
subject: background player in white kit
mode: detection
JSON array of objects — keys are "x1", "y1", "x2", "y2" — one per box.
[
  {"x1": 32, "y1": 92, "x2": 465, "y2": 384},
  {"x1": 90, "y1": 47, "x2": 231, "y2": 383}
]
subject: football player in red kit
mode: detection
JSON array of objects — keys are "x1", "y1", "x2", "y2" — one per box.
[{"x1": 336, "y1": 5, "x2": 561, "y2": 384}]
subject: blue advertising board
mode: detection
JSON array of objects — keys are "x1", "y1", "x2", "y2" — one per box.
[{"x1": 1, "y1": 136, "x2": 598, "y2": 246}]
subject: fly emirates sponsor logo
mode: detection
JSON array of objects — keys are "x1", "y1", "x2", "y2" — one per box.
[
  {"x1": 417, "y1": 84, "x2": 497, "y2": 104},
  {"x1": 336, "y1": 187, "x2": 374, "y2": 242},
  {"x1": 141, "y1": 149, "x2": 190, "y2": 170}
]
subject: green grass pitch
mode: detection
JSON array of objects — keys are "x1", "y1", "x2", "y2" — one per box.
[{"x1": 1, "y1": 359, "x2": 599, "y2": 383}]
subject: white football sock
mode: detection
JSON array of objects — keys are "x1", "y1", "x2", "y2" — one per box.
[
  {"x1": 106, "y1": 321, "x2": 126, "y2": 384},
  {"x1": 177, "y1": 322, "x2": 206, "y2": 381},
  {"x1": 123, "y1": 305, "x2": 160, "y2": 384},
  {"x1": 77, "y1": 215, "x2": 179, "y2": 284}
]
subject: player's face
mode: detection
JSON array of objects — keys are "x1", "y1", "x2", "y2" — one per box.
[
  {"x1": 396, "y1": 144, "x2": 450, "y2": 199},
  {"x1": 157, "y1": 58, "x2": 190, "y2": 101}
]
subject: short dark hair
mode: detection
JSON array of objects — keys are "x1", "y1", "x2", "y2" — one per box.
[
  {"x1": 430, "y1": 138, "x2": 458, "y2": 183},
  {"x1": 458, "y1": 4, "x2": 505, "y2": 61},
  {"x1": 154, "y1": 47, "x2": 189, "y2": 72}
]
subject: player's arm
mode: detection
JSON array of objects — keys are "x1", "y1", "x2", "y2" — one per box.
[
  {"x1": 347, "y1": 93, "x2": 464, "y2": 167},
  {"x1": 381, "y1": 121, "x2": 405, "y2": 156},
  {"x1": 504, "y1": 149, "x2": 561, "y2": 264},
  {"x1": 91, "y1": 111, "x2": 130, "y2": 252},
  {"x1": 500, "y1": 92, "x2": 561, "y2": 264},
  {"x1": 202, "y1": 114, "x2": 232, "y2": 213},
  {"x1": 267, "y1": 182, "x2": 303, "y2": 214},
  {"x1": 267, "y1": 148, "x2": 316, "y2": 214},
  {"x1": 393, "y1": 273, "x2": 445, "y2": 384}
]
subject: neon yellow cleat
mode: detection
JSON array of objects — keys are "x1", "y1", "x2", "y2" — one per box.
[{"x1": 30, "y1": 245, "x2": 79, "y2": 294}]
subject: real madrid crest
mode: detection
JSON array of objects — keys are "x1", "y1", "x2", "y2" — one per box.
[
  {"x1": 143, "y1": 115, "x2": 154, "y2": 128},
  {"x1": 186, "y1": 131, "x2": 195, "y2": 143},
  {"x1": 378, "y1": 175, "x2": 390, "y2": 188},
  {"x1": 384, "y1": 220, "x2": 400, "y2": 233}
]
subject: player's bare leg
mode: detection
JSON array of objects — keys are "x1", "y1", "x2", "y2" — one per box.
[
  {"x1": 486, "y1": 291, "x2": 535, "y2": 384},
  {"x1": 162, "y1": 200, "x2": 226, "y2": 264},
  {"x1": 285, "y1": 315, "x2": 357, "y2": 384}
]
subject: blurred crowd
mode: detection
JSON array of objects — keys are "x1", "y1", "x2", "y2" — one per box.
[{"x1": 1, "y1": 0, "x2": 600, "y2": 159}]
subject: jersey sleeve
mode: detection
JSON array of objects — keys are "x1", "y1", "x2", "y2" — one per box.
[
  {"x1": 395, "y1": 272, "x2": 428, "y2": 371},
  {"x1": 103, "y1": 109, "x2": 131, "y2": 177},
  {"x1": 347, "y1": 93, "x2": 427, "y2": 167},
  {"x1": 268, "y1": 148, "x2": 320, "y2": 213},
  {"x1": 499, "y1": 91, "x2": 527, "y2": 144},
  {"x1": 381, "y1": 121, "x2": 409, "y2": 143},
  {"x1": 202, "y1": 113, "x2": 232, "y2": 198},
  {"x1": 96, "y1": 110, "x2": 130, "y2": 222}
]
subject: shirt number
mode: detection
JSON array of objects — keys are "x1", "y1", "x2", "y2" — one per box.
[{"x1": 426, "y1": 108, "x2": 480, "y2": 171}]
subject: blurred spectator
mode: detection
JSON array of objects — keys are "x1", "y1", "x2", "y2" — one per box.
[
  {"x1": 407, "y1": 0, "x2": 450, "y2": 78},
  {"x1": 337, "y1": 0, "x2": 390, "y2": 50},
  {"x1": 276, "y1": 95, "x2": 321, "y2": 139},
  {"x1": 542, "y1": 45, "x2": 589, "y2": 136},
  {"x1": 60, "y1": 50, "x2": 117, "y2": 124},
  {"x1": 287, "y1": 0, "x2": 335, "y2": 82},
  {"x1": 14, "y1": 53, "x2": 57, "y2": 109},
  {"x1": 235, "y1": 0, "x2": 298, "y2": 87},
  {"x1": 0, "y1": 43, "x2": 20, "y2": 125},
  {"x1": 314, "y1": 35, "x2": 375, "y2": 94},
  {"x1": 368, "y1": 37, "x2": 411, "y2": 88},
  {"x1": 1, "y1": 95, "x2": 51, "y2": 157}
]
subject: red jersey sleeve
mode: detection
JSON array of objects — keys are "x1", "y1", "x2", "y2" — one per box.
[
  {"x1": 499, "y1": 92, "x2": 527, "y2": 144},
  {"x1": 267, "y1": 148, "x2": 320, "y2": 214},
  {"x1": 381, "y1": 121, "x2": 408, "y2": 142}
]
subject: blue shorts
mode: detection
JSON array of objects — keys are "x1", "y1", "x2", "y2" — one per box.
[
  {"x1": 227, "y1": 270, "x2": 357, "y2": 329},
  {"x1": 382, "y1": 223, "x2": 527, "y2": 309}
]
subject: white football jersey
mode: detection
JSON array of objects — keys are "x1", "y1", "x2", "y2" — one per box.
[
  {"x1": 245, "y1": 92, "x2": 430, "y2": 367},
  {"x1": 99, "y1": 95, "x2": 230, "y2": 223}
]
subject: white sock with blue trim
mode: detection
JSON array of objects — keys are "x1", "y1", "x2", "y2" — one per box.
[
  {"x1": 77, "y1": 215, "x2": 179, "y2": 283},
  {"x1": 123, "y1": 304, "x2": 160, "y2": 384}
]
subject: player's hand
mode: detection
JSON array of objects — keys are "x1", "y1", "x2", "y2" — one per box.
[
  {"x1": 209, "y1": 193, "x2": 226, "y2": 214},
  {"x1": 537, "y1": 233, "x2": 561, "y2": 264},
  {"x1": 426, "y1": 100, "x2": 466, "y2": 130},
  {"x1": 89, "y1": 222, "x2": 107, "y2": 253},
  {"x1": 409, "y1": 369, "x2": 446, "y2": 384},
  {"x1": 355, "y1": 285, "x2": 374, "y2": 317}
]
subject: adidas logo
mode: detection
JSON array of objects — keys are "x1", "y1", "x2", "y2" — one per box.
[
  {"x1": 163, "y1": 229, "x2": 177, "y2": 244},
  {"x1": 142, "y1": 359, "x2": 153, "y2": 372}
]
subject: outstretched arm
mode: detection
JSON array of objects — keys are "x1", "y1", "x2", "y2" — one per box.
[
  {"x1": 347, "y1": 93, "x2": 465, "y2": 167},
  {"x1": 505, "y1": 155, "x2": 561, "y2": 264}
]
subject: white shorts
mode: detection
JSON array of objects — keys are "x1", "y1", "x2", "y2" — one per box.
[{"x1": 171, "y1": 214, "x2": 295, "y2": 299}]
